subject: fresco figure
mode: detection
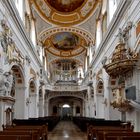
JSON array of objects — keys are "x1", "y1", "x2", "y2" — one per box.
[
  {"x1": 47, "y1": 0, "x2": 84, "y2": 12},
  {"x1": 52, "y1": 32, "x2": 79, "y2": 51}
]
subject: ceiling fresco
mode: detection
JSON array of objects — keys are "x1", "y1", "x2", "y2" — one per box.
[
  {"x1": 44, "y1": 32, "x2": 87, "y2": 57},
  {"x1": 39, "y1": 27, "x2": 94, "y2": 45},
  {"x1": 31, "y1": 0, "x2": 99, "y2": 25},
  {"x1": 52, "y1": 32, "x2": 79, "y2": 51},
  {"x1": 46, "y1": 0, "x2": 85, "y2": 12}
]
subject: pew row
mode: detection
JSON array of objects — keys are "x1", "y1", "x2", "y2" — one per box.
[
  {"x1": 99, "y1": 131, "x2": 140, "y2": 140},
  {"x1": 12, "y1": 116, "x2": 60, "y2": 131},
  {"x1": 1, "y1": 125, "x2": 47, "y2": 140},
  {"x1": 0, "y1": 116, "x2": 60, "y2": 140},
  {"x1": 87, "y1": 126, "x2": 133, "y2": 140}
]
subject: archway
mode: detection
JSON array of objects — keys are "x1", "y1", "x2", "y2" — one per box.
[
  {"x1": 28, "y1": 80, "x2": 36, "y2": 118},
  {"x1": 48, "y1": 96, "x2": 83, "y2": 119},
  {"x1": 11, "y1": 65, "x2": 25, "y2": 119},
  {"x1": 62, "y1": 104, "x2": 72, "y2": 120},
  {"x1": 96, "y1": 79, "x2": 104, "y2": 118},
  {"x1": 5, "y1": 108, "x2": 12, "y2": 125},
  {"x1": 38, "y1": 88, "x2": 44, "y2": 117}
]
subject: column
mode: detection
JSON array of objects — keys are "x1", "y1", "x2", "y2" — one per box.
[
  {"x1": 14, "y1": 86, "x2": 26, "y2": 119},
  {"x1": 73, "y1": 104, "x2": 76, "y2": 116}
]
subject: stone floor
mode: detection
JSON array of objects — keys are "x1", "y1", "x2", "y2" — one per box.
[{"x1": 48, "y1": 121, "x2": 87, "y2": 140}]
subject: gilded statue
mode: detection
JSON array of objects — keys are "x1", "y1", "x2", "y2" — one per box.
[
  {"x1": 0, "y1": 20, "x2": 23, "y2": 64},
  {"x1": 0, "y1": 70, "x2": 14, "y2": 96},
  {"x1": 4, "y1": 70, "x2": 14, "y2": 96},
  {"x1": 0, "y1": 20, "x2": 14, "y2": 63}
]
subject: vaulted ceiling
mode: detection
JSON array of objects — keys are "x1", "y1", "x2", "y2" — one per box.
[{"x1": 29, "y1": 0, "x2": 101, "y2": 72}]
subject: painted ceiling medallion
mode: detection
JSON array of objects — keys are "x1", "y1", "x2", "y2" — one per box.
[
  {"x1": 44, "y1": 32, "x2": 86, "y2": 57},
  {"x1": 46, "y1": 0, "x2": 84, "y2": 12},
  {"x1": 52, "y1": 32, "x2": 79, "y2": 51},
  {"x1": 32, "y1": 0, "x2": 98, "y2": 25}
]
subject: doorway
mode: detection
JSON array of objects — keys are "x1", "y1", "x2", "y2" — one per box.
[{"x1": 62, "y1": 104, "x2": 72, "y2": 120}]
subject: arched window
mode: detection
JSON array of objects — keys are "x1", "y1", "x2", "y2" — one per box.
[
  {"x1": 102, "y1": 0, "x2": 107, "y2": 15},
  {"x1": 97, "y1": 80, "x2": 104, "y2": 94},
  {"x1": 85, "y1": 56, "x2": 88, "y2": 72},
  {"x1": 76, "y1": 106, "x2": 80, "y2": 114},
  {"x1": 108, "y1": 0, "x2": 117, "y2": 22},
  {"x1": 31, "y1": 20, "x2": 36, "y2": 46},
  {"x1": 96, "y1": 20, "x2": 102, "y2": 50},
  {"x1": 14, "y1": 0, "x2": 24, "y2": 20},
  {"x1": 25, "y1": 0, "x2": 30, "y2": 14},
  {"x1": 53, "y1": 106, "x2": 57, "y2": 114},
  {"x1": 63, "y1": 104, "x2": 70, "y2": 108}
]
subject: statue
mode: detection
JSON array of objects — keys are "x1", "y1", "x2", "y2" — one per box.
[
  {"x1": 117, "y1": 28, "x2": 124, "y2": 43},
  {"x1": 117, "y1": 22, "x2": 133, "y2": 44},
  {"x1": 101, "y1": 56, "x2": 107, "y2": 66},
  {"x1": 0, "y1": 20, "x2": 24, "y2": 64},
  {"x1": 0, "y1": 20, "x2": 13, "y2": 64},
  {"x1": 0, "y1": 20, "x2": 12, "y2": 53},
  {"x1": 110, "y1": 88, "x2": 123, "y2": 108},
  {"x1": 0, "y1": 69, "x2": 6, "y2": 95},
  {"x1": 4, "y1": 70, "x2": 14, "y2": 96},
  {"x1": 0, "y1": 70, "x2": 14, "y2": 96}
]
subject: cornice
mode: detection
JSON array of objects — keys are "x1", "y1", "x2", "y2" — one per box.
[
  {"x1": 91, "y1": 0, "x2": 132, "y2": 67},
  {"x1": 83, "y1": 0, "x2": 132, "y2": 81},
  {"x1": 2, "y1": 0, "x2": 42, "y2": 67}
]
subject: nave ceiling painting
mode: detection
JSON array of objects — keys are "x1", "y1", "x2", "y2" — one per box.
[
  {"x1": 30, "y1": 0, "x2": 101, "y2": 77},
  {"x1": 31, "y1": 0, "x2": 99, "y2": 25}
]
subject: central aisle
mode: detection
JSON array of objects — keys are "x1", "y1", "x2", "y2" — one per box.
[{"x1": 48, "y1": 121, "x2": 87, "y2": 140}]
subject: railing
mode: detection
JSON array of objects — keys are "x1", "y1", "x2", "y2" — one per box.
[{"x1": 46, "y1": 84, "x2": 87, "y2": 91}]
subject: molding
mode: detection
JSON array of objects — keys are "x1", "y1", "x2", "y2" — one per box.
[
  {"x1": 134, "y1": 34, "x2": 140, "y2": 52},
  {"x1": 46, "y1": 85, "x2": 87, "y2": 92},
  {"x1": 130, "y1": 100, "x2": 140, "y2": 111},
  {"x1": 2, "y1": 0, "x2": 42, "y2": 67},
  {"x1": 45, "y1": 90, "x2": 87, "y2": 100},
  {"x1": 83, "y1": 0, "x2": 132, "y2": 81},
  {"x1": 91, "y1": 0, "x2": 132, "y2": 66},
  {"x1": 0, "y1": 96, "x2": 15, "y2": 102}
]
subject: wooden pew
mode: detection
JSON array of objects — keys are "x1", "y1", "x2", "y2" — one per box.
[
  {"x1": 87, "y1": 123, "x2": 133, "y2": 140},
  {"x1": 102, "y1": 132, "x2": 140, "y2": 140},
  {"x1": 96, "y1": 129, "x2": 133, "y2": 140},
  {"x1": 0, "y1": 135, "x2": 33, "y2": 140},
  {"x1": 73, "y1": 117, "x2": 104, "y2": 131},
  {"x1": 2, "y1": 125, "x2": 47, "y2": 140},
  {"x1": 0, "y1": 131, "x2": 40, "y2": 140},
  {"x1": 13, "y1": 116, "x2": 60, "y2": 131}
]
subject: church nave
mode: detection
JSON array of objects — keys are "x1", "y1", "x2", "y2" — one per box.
[{"x1": 48, "y1": 121, "x2": 87, "y2": 140}]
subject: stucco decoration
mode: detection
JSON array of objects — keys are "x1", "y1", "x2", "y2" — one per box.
[
  {"x1": 0, "y1": 70, "x2": 14, "y2": 96},
  {"x1": 31, "y1": 0, "x2": 99, "y2": 25},
  {"x1": 45, "y1": 90, "x2": 87, "y2": 100},
  {"x1": 39, "y1": 27, "x2": 94, "y2": 57},
  {"x1": 0, "y1": 20, "x2": 24, "y2": 64}
]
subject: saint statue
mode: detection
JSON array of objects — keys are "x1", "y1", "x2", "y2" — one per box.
[{"x1": 3, "y1": 70, "x2": 14, "y2": 96}]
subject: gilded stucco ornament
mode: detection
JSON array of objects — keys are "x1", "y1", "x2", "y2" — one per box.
[
  {"x1": 39, "y1": 27, "x2": 94, "y2": 57},
  {"x1": 0, "y1": 20, "x2": 24, "y2": 64},
  {"x1": 103, "y1": 22, "x2": 138, "y2": 77},
  {"x1": 0, "y1": 70, "x2": 14, "y2": 97},
  {"x1": 110, "y1": 88, "x2": 132, "y2": 112},
  {"x1": 31, "y1": 0, "x2": 99, "y2": 25}
]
